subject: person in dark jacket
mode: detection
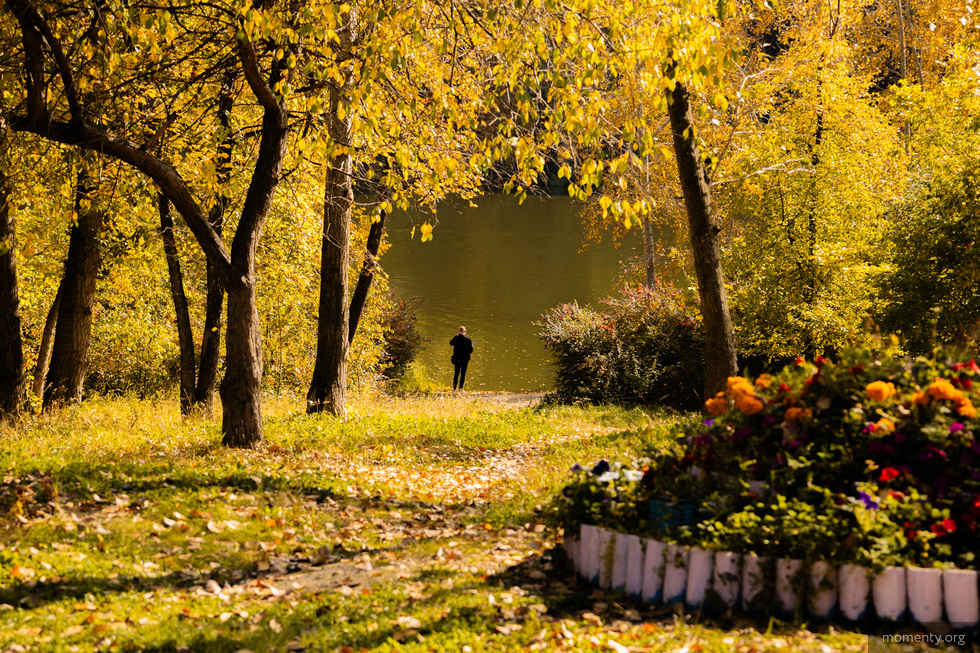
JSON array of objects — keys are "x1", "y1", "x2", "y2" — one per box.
[{"x1": 450, "y1": 326, "x2": 474, "y2": 391}]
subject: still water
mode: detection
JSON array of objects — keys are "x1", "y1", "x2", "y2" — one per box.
[{"x1": 381, "y1": 195, "x2": 640, "y2": 392}]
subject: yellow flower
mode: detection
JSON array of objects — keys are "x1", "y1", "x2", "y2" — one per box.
[
  {"x1": 754, "y1": 374, "x2": 773, "y2": 390},
  {"x1": 874, "y1": 418, "x2": 895, "y2": 434},
  {"x1": 928, "y1": 379, "x2": 963, "y2": 402},
  {"x1": 735, "y1": 395, "x2": 764, "y2": 415},
  {"x1": 865, "y1": 381, "x2": 896, "y2": 402}
]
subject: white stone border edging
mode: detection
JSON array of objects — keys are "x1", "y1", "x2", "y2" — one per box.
[{"x1": 565, "y1": 525, "x2": 980, "y2": 632}]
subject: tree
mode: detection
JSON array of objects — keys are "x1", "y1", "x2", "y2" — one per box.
[
  {"x1": 3, "y1": 0, "x2": 304, "y2": 445},
  {"x1": 43, "y1": 159, "x2": 104, "y2": 406},
  {"x1": 0, "y1": 130, "x2": 24, "y2": 419}
]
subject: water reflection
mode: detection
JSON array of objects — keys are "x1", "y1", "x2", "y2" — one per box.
[{"x1": 382, "y1": 195, "x2": 639, "y2": 392}]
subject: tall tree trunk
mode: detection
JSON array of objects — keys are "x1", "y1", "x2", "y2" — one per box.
[
  {"x1": 667, "y1": 79, "x2": 738, "y2": 399},
  {"x1": 640, "y1": 215, "x2": 657, "y2": 288},
  {"x1": 44, "y1": 165, "x2": 103, "y2": 407},
  {"x1": 348, "y1": 205, "x2": 387, "y2": 343},
  {"x1": 0, "y1": 161, "x2": 25, "y2": 420},
  {"x1": 195, "y1": 70, "x2": 235, "y2": 410},
  {"x1": 219, "y1": 279, "x2": 264, "y2": 447},
  {"x1": 307, "y1": 85, "x2": 353, "y2": 416},
  {"x1": 32, "y1": 279, "x2": 62, "y2": 399},
  {"x1": 159, "y1": 193, "x2": 196, "y2": 414}
]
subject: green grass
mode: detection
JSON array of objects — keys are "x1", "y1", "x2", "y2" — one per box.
[{"x1": 0, "y1": 395, "x2": 940, "y2": 651}]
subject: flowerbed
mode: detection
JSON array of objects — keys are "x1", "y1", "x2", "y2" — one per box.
[{"x1": 553, "y1": 349, "x2": 980, "y2": 628}]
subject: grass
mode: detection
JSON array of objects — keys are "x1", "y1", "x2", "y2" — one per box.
[{"x1": 0, "y1": 394, "x2": 948, "y2": 652}]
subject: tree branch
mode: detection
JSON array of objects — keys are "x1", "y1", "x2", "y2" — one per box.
[
  {"x1": 8, "y1": 115, "x2": 234, "y2": 283},
  {"x1": 238, "y1": 38, "x2": 281, "y2": 114},
  {"x1": 711, "y1": 160, "x2": 813, "y2": 187},
  {"x1": 7, "y1": 0, "x2": 83, "y2": 120}
]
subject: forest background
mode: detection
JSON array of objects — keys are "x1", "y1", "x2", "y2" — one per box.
[{"x1": 0, "y1": 0, "x2": 978, "y2": 439}]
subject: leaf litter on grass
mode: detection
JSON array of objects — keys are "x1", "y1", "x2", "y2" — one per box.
[{"x1": 0, "y1": 396, "x2": 949, "y2": 652}]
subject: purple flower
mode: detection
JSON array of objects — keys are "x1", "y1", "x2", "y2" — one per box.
[
  {"x1": 973, "y1": 471, "x2": 980, "y2": 482},
  {"x1": 869, "y1": 440, "x2": 883, "y2": 453},
  {"x1": 732, "y1": 427, "x2": 754, "y2": 441},
  {"x1": 858, "y1": 490, "x2": 880, "y2": 510},
  {"x1": 703, "y1": 419, "x2": 716, "y2": 427},
  {"x1": 964, "y1": 452, "x2": 975, "y2": 465},
  {"x1": 591, "y1": 460, "x2": 610, "y2": 475},
  {"x1": 971, "y1": 441, "x2": 980, "y2": 454},
  {"x1": 950, "y1": 422, "x2": 966, "y2": 435},
  {"x1": 570, "y1": 464, "x2": 583, "y2": 472},
  {"x1": 562, "y1": 486, "x2": 571, "y2": 497},
  {"x1": 894, "y1": 432, "x2": 907, "y2": 444},
  {"x1": 763, "y1": 416, "x2": 779, "y2": 427},
  {"x1": 694, "y1": 433, "x2": 713, "y2": 447}
]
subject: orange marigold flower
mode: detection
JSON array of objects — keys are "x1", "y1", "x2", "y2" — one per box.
[
  {"x1": 736, "y1": 395, "x2": 764, "y2": 415},
  {"x1": 754, "y1": 374, "x2": 773, "y2": 390},
  {"x1": 874, "y1": 418, "x2": 895, "y2": 434},
  {"x1": 911, "y1": 392, "x2": 929, "y2": 405},
  {"x1": 705, "y1": 396, "x2": 728, "y2": 416},
  {"x1": 865, "y1": 381, "x2": 897, "y2": 402},
  {"x1": 928, "y1": 379, "x2": 963, "y2": 402},
  {"x1": 727, "y1": 376, "x2": 754, "y2": 397},
  {"x1": 784, "y1": 407, "x2": 810, "y2": 422},
  {"x1": 956, "y1": 398, "x2": 978, "y2": 419}
]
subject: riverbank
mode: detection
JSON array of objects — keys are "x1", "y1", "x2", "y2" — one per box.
[{"x1": 0, "y1": 396, "x2": 892, "y2": 651}]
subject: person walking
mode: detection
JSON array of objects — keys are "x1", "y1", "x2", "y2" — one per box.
[{"x1": 450, "y1": 326, "x2": 474, "y2": 391}]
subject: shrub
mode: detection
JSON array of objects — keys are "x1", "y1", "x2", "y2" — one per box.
[
  {"x1": 380, "y1": 293, "x2": 428, "y2": 380},
  {"x1": 539, "y1": 283, "x2": 704, "y2": 409}
]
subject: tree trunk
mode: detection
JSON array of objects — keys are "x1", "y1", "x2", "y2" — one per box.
[
  {"x1": 640, "y1": 215, "x2": 657, "y2": 288},
  {"x1": 159, "y1": 193, "x2": 196, "y2": 414},
  {"x1": 219, "y1": 279, "x2": 264, "y2": 447},
  {"x1": 44, "y1": 165, "x2": 103, "y2": 407},
  {"x1": 307, "y1": 82, "x2": 353, "y2": 416},
  {"x1": 194, "y1": 71, "x2": 235, "y2": 410},
  {"x1": 0, "y1": 162, "x2": 25, "y2": 420},
  {"x1": 667, "y1": 78, "x2": 738, "y2": 399},
  {"x1": 348, "y1": 205, "x2": 387, "y2": 343},
  {"x1": 32, "y1": 279, "x2": 62, "y2": 399}
]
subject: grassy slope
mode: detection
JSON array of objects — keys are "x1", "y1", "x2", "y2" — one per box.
[{"x1": 0, "y1": 395, "x2": 935, "y2": 652}]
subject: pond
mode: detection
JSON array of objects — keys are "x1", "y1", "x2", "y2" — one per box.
[{"x1": 381, "y1": 195, "x2": 641, "y2": 392}]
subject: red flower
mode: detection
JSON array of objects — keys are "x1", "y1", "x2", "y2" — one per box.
[
  {"x1": 796, "y1": 356, "x2": 805, "y2": 366},
  {"x1": 879, "y1": 467, "x2": 900, "y2": 482},
  {"x1": 814, "y1": 355, "x2": 828, "y2": 367},
  {"x1": 931, "y1": 518, "x2": 957, "y2": 537}
]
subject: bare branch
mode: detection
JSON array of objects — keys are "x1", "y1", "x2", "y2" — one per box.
[{"x1": 711, "y1": 160, "x2": 813, "y2": 187}]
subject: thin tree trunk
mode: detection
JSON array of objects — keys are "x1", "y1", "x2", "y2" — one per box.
[
  {"x1": 0, "y1": 161, "x2": 25, "y2": 420},
  {"x1": 44, "y1": 165, "x2": 103, "y2": 407},
  {"x1": 159, "y1": 193, "x2": 196, "y2": 414},
  {"x1": 195, "y1": 70, "x2": 235, "y2": 409},
  {"x1": 307, "y1": 0, "x2": 355, "y2": 419},
  {"x1": 307, "y1": 84, "x2": 352, "y2": 416},
  {"x1": 640, "y1": 215, "x2": 656, "y2": 288},
  {"x1": 32, "y1": 279, "x2": 62, "y2": 399},
  {"x1": 348, "y1": 205, "x2": 387, "y2": 343},
  {"x1": 667, "y1": 78, "x2": 738, "y2": 399}
]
